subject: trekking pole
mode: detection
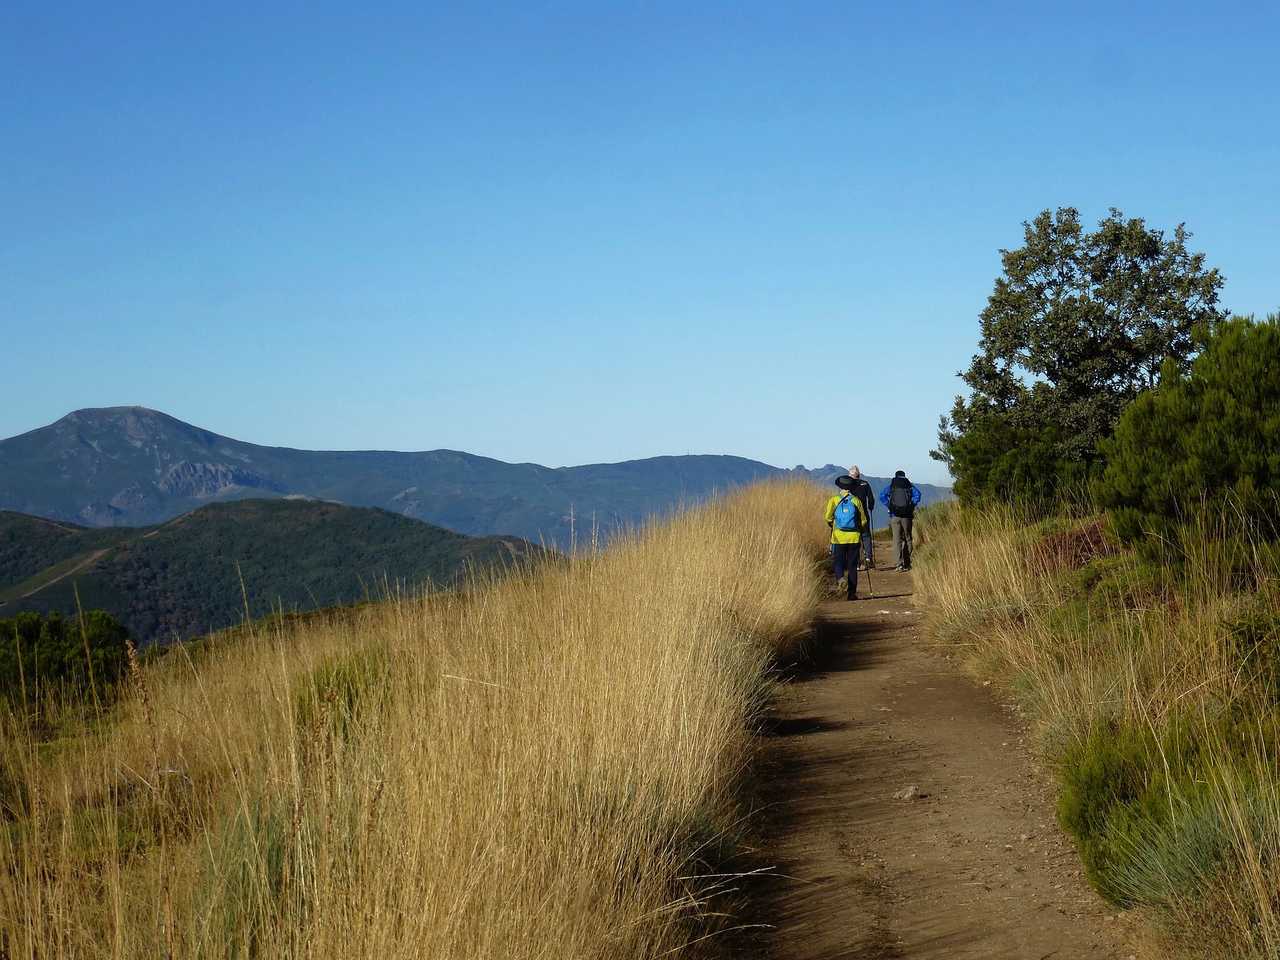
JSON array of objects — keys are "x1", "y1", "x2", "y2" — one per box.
[{"x1": 864, "y1": 531, "x2": 875, "y2": 598}]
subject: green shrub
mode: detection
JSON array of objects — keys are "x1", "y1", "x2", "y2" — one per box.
[
  {"x1": 1057, "y1": 721, "x2": 1218, "y2": 905},
  {"x1": 1096, "y1": 313, "x2": 1280, "y2": 550},
  {"x1": 0, "y1": 610, "x2": 131, "y2": 706},
  {"x1": 1102, "y1": 783, "x2": 1230, "y2": 908},
  {"x1": 1058, "y1": 716, "x2": 1264, "y2": 909},
  {"x1": 1060, "y1": 723, "x2": 1160, "y2": 903}
]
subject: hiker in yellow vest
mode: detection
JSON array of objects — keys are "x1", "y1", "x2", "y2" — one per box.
[{"x1": 825, "y1": 474, "x2": 868, "y2": 600}]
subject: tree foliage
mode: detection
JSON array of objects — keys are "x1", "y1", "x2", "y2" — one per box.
[
  {"x1": 0, "y1": 609, "x2": 131, "y2": 704},
  {"x1": 934, "y1": 208, "x2": 1225, "y2": 504},
  {"x1": 1096, "y1": 314, "x2": 1280, "y2": 545}
]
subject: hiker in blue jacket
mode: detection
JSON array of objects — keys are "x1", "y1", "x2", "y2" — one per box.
[{"x1": 879, "y1": 470, "x2": 922, "y2": 571}]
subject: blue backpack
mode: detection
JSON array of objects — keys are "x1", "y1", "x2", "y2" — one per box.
[{"x1": 833, "y1": 494, "x2": 860, "y2": 532}]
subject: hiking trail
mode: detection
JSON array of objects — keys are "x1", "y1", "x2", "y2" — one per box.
[{"x1": 748, "y1": 562, "x2": 1139, "y2": 959}]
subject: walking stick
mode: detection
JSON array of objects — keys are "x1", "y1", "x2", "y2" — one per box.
[{"x1": 863, "y1": 529, "x2": 875, "y2": 598}]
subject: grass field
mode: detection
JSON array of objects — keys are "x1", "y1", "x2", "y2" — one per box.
[
  {"x1": 916, "y1": 502, "x2": 1280, "y2": 958},
  {"x1": 0, "y1": 479, "x2": 828, "y2": 959}
]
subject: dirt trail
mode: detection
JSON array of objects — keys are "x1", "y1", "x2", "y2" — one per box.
[
  {"x1": 2, "y1": 549, "x2": 109, "y2": 604},
  {"x1": 749, "y1": 563, "x2": 1136, "y2": 959}
]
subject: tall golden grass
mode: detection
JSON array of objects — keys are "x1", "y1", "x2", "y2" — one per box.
[
  {"x1": 0, "y1": 479, "x2": 827, "y2": 959},
  {"x1": 915, "y1": 501, "x2": 1280, "y2": 958}
]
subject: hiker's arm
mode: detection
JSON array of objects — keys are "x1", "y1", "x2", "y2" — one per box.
[
  {"x1": 824, "y1": 499, "x2": 836, "y2": 527},
  {"x1": 912, "y1": 486, "x2": 922, "y2": 506},
  {"x1": 879, "y1": 487, "x2": 890, "y2": 507}
]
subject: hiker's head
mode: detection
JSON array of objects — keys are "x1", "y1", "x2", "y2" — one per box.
[
  {"x1": 848, "y1": 465, "x2": 861, "y2": 479},
  {"x1": 894, "y1": 470, "x2": 906, "y2": 478},
  {"x1": 835, "y1": 475, "x2": 855, "y2": 491}
]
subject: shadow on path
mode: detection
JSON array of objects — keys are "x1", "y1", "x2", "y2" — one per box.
[{"x1": 734, "y1": 566, "x2": 1129, "y2": 960}]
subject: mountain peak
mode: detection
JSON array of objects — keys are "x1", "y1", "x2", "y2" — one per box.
[
  {"x1": 62, "y1": 405, "x2": 189, "y2": 427},
  {"x1": 50, "y1": 406, "x2": 226, "y2": 445}
]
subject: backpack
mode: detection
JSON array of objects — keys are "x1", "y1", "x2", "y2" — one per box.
[
  {"x1": 889, "y1": 481, "x2": 913, "y2": 516},
  {"x1": 833, "y1": 495, "x2": 860, "y2": 532}
]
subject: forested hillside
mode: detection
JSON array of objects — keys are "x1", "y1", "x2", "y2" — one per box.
[{"x1": 0, "y1": 500, "x2": 533, "y2": 644}]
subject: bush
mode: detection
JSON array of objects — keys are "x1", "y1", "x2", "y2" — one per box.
[
  {"x1": 1059, "y1": 721, "x2": 1213, "y2": 905},
  {"x1": 0, "y1": 610, "x2": 132, "y2": 705},
  {"x1": 1097, "y1": 314, "x2": 1280, "y2": 549}
]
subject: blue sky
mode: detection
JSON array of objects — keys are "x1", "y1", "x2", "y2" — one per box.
[{"x1": 3, "y1": 1, "x2": 1276, "y2": 485}]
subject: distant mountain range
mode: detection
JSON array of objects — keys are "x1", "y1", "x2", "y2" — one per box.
[
  {"x1": 0, "y1": 500, "x2": 532, "y2": 645},
  {"x1": 0, "y1": 407, "x2": 953, "y2": 544}
]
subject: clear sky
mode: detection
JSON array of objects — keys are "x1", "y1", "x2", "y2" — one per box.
[{"x1": 3, "y1": 1, "x2": 1276, "y2": 485}]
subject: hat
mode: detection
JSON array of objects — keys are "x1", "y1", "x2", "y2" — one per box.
[
  {"x1": 894, "y1": 470, "x2": 906, "y2": 478},
  {"x1": 835, "y1": 474, "x2": 856, "y2": 490},
  {"x1": 848, "y1": 465, "x2": 861, "y2": 479}
]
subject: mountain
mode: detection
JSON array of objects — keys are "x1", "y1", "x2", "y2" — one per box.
[
  {"x1": 0, "y1": 500, "x2": 532, "y2": 645},
  {"x1": 0, "y1": 407, "x2": 953, "y2": 542}
]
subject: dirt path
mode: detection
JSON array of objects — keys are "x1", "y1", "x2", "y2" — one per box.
[
  {"x1": 749, "y1": 563, "x2": 1136, "y2": 959},
  {"x1": 1, "y1": 548, "x2": 109, "y2": 604}
]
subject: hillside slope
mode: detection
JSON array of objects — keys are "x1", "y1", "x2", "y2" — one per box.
[
  {"x1": 0, "y1": 499, "x2": 532, "y2": 644},
  {"x1": 0, "y1": 408, "x2": 951, "y2": 542},
  {"x1": 0, "y1": 512, "x2": 133, "y2": 587}
]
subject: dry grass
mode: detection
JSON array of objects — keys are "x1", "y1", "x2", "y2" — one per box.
[
  {"x1": 915, "y1": 501, "x2": 1280, "y2": 958},
  {"x1": 0, "y1": 478, "x2": 827, "y2": 959}
]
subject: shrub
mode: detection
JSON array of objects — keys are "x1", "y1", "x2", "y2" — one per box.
[
  {"x1": 1096, "y1": 313, "x2": 1280, "y2": 549},
  {"x1": 0, "y1": 610, "x2": 131, "y2": 705},
  {"x1": 1058, "y1": 720, "x2": 1215, "y2": 905}
]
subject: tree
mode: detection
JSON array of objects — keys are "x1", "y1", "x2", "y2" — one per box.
[
  {"x1": 1095, "y1": 314, "x2": 1280, "y2": 546},
  {"x1": 934, "y1": 208, "x2": 1225, "y2": 504}
]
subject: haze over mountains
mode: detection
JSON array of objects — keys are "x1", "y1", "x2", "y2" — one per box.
[{"x1": 0, "y1": 407, "x2": 952, "y2": 544}]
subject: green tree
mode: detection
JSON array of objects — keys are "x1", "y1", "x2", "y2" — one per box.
[
  {"x1": 1096, "y1": 314, "x2": 1280, "y2": 545},
  {"x1": 934, "y1": 208, "x2": 1225, "y2": 504}
]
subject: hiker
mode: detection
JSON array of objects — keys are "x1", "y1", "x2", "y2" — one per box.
[
  {"x1": 845, "y1": 465, "x2": 876, "y2": 570},
  {"x1": 879, "y1": 470, "x2": 921, "y2": 571},
  {"x1": 825, "y1": 475, "x2": 869, "y2": 600}
]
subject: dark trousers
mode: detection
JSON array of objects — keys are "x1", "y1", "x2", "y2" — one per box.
[{"x1": 831, "y1": 542, "x2": 861, "y2": 599}]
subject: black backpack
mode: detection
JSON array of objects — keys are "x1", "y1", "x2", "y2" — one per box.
[{"x1": 889, "y1": 479, "x2": 914, "y2": 517}]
